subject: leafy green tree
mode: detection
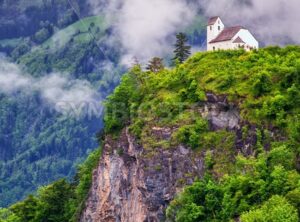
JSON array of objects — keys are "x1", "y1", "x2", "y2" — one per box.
[
  {"x1": 5, "y1": 147, "x2": 102, "y2": 222},
  {"x1": 166, "y1": 178, "x2": 223, "y2": 222},
  {"x1": 268, "y1": 145, "x2": 295, "y2": 170},
  {"x1": 69, "y1": 148, "x2": 102, "y2": 221},
  {"x1": 240, "y1": 195, "x2": 298, "y2": 222},
  {"x1": 174, "y1": 116, "x2": 208, "y2": 149},
  {"x1": 167, "y1": 150, "x2": 300, "y2": 222},
  {"x1": 146, "y1": 57, "x2": 164, "y2": 73},
  {"x1": 104, "y1": 67, "x2": 142, "y2": 134},
  {"x1": 34, "y1": 179, "x2": 74, "y2": 222},
  {"x1": 0, "y1": 208, "x2": 21, "y2": 222},
  {"x1": 252, "y1": 71, "x2": 272, "y2": 97},
  {"x1": 173, "y1": 32, "x2": 191, "y2": 64},
  {"x1": 285, "y1": 188, "x2": 300, "y2": 210},
  {"x1": 10, "y1": 195, "x2": 38, "y2": 222}
]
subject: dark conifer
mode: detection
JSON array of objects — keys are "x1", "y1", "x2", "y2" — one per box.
[{"x1": 173, "y1": 32, "x2": 191, "y2": 64}]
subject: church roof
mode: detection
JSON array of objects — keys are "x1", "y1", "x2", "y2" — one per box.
[
  {"x1": 209, "y1": 26, "x2": 243, "y2": 43},
  {"x1": 208, "y1": 16, "x2": 219, "y2": 25},
  {"x1": 233, "y1": 36, "x2": 245, "y2": 43}
]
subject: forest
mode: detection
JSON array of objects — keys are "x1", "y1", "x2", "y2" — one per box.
[{"x1": 0, "y1": 0, "x2": 205, "y2": 207}]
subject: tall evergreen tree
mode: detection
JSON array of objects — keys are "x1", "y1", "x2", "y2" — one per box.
[{"x1": 173, "y1": 32, "x2": 191, "y2": 64}]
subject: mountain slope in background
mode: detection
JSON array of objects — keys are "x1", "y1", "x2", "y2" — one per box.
[
  {"x1": 0, "y1": 1, "x2": 206, "y2": 207},
  {"x1": 0, "y1": 13, "x2": 123, "y2": 206},
  {"x1": 0, "y1": 0, "x2": 89, "y2": 40}
]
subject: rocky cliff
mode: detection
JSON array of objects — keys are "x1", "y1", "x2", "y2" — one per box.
[
  {"x1": 80, "y1": 94, "x2": 260, "y2": 222},
  {"x1": 80, "y1": 127, "x2": 205, "y2": 222}
]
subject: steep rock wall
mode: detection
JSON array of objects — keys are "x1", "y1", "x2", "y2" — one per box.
[{"x1": 80, "y1": 127, "x2": 205, "y2": 222}]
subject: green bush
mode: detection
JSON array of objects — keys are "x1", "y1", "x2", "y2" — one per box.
[
  {"x1": 268, "y1": 145, "x2": 295, "y2": 170},
  {"x1": 174, "y1": 117, "x2": 208, "y2": 149},
  {"x1": 252, "y1": 71, "x2": 272, "y2": 97},
  {"x1": 285, "y1": 188, "x2": 300, "y2": 209},
  {"x1": 0, "y1": 208, "x2": 21, "y2": 222},
  {"x1": 104, "y1": 67, "x2": 142, "y2": 134},
  {"x1": 167, "y1": 151, "x2": 300, "y2": 222},
  {"x1": 240, "y1": 195, "x2": 298, "y2": 222}
]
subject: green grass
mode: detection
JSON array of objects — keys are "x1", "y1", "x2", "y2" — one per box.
[
  {"x1": 41, "y1": 16, "x2": 108, "y2": 51},
  {"x1": 17, "y1": 15, "x2": 111, "y2": 75},
  {"x1": 0, "y1": 38, "x2": 23, "y2": 48}
]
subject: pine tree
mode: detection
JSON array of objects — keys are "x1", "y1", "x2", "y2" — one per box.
[
  {"x1": 173, "y1": 32, "x2": 191, "y2": 64},
  {"x1": 146, "y1": 57, "x2": 164, "y2": 73}
]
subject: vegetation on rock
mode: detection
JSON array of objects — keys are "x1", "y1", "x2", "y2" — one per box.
[{"x1": 103, "y1": 46, "x2": 300, "y2": 221}]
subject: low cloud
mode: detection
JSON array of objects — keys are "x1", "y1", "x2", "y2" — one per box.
[
  {"x1": 89, "y1": 0, "x2": 197, "y2": 65},
  {"x1": 0, "y1": 58, "x2": 102, "y2": 118}
]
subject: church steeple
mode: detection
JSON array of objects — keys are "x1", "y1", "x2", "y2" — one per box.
[{"x1": 207, "y1": 16, "x2": 224, "y2": 45}]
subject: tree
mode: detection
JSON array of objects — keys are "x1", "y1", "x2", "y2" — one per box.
[
  {"x1": 173, "y1": 32, "x2": 191, "y2": 64},
  {"x1": 34, "y1": 179, "x2": 74, "y2": 222},
  {"x1": 0, "y1": 208, "x2": 21, "y2": 222},
  {"x1": 146, "y1": 57, "x2": 164, "y2": 73},
  {"x1": 166, "y1": 178, "x2": 223, "y2": 222},
  {"x1": 240, "y1": 195, "x2": 298, "y2": 222},
  {"x1": 252, "y1": 71, "x2": 272, "y2": 97},
  {"x1": 10, "y1": 195, "x2": 38, "y2": 222}
]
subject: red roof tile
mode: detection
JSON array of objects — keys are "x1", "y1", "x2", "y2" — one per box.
[
  {"x1": 233, "y1": 36, "x2": 245, "y2": 43},
  {"x1": 208, "y1": 16, "x2": 219, "y2": 25},
  {"x1": 209, "y1": 26, "x2": 243, "y2": 43}
]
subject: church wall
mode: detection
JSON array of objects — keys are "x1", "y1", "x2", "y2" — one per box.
[
  {"x1": 234, "y1": 29, "x2": 259, "y2": 49},
  {"x1": 207, "y1": 40, "x2": 236, "y2": 51}
]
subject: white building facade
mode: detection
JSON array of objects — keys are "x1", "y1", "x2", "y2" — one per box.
[{"x1": 207, "y1": 17, "x2": 259, "y2": 51}]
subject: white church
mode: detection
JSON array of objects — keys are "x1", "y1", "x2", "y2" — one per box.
[{"x1": 207, "y1": 16, "x2": 259, "y2": 51}]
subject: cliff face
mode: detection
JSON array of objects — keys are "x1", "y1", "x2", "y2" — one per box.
[
  {"x1": 80, "y1": 127, "x2": 205, "y2": 222},
  {"x1": 80, "y1": 94, "x2": 258, "y2": 222}
]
